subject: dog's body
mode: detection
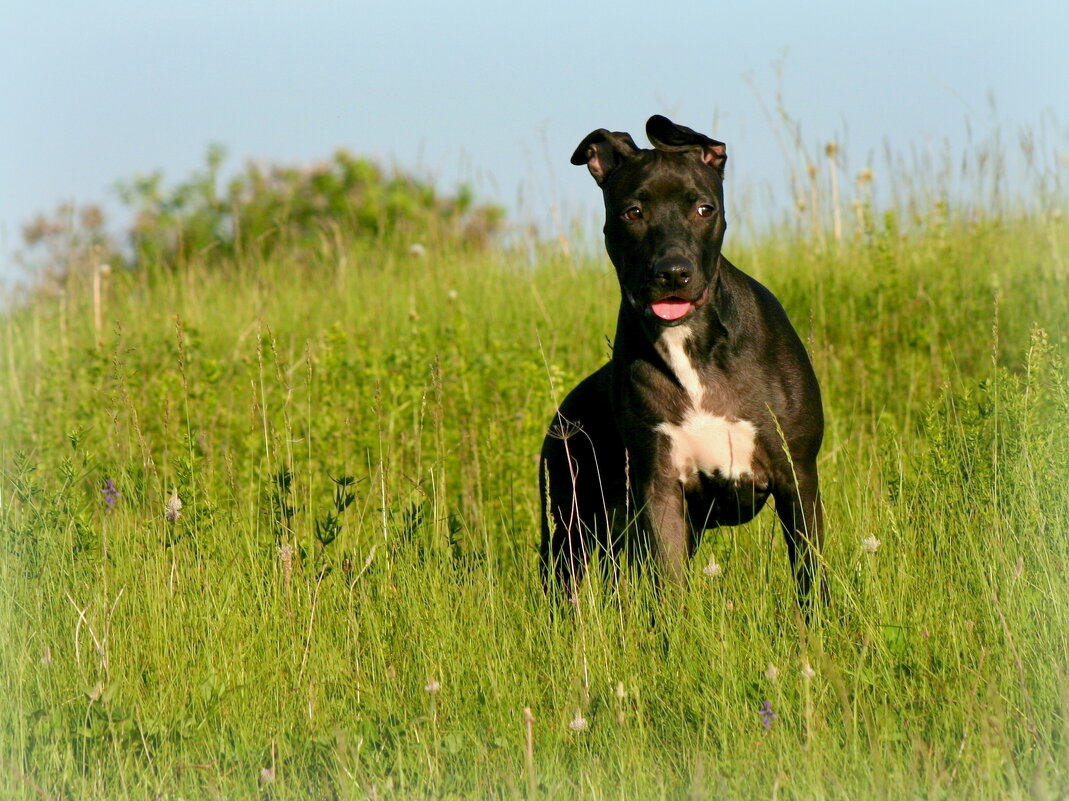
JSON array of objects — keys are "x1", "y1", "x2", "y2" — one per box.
[{"x1": 539, "y1": 115, "x2": 825, "y2": 606}]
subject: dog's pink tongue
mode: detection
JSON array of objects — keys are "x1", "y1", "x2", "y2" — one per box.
[{"x1": 650, "y1": 298, "x2": 693, "y2": 321}]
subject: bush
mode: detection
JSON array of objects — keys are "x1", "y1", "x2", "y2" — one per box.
[
  {"x1": 19, "y1": 145, "x2": 504, "y2": 280},
  {"x1": 119, "y1": 146, "x2": 504, "y2": 267}
]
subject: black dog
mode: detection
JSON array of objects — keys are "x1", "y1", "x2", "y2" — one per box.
[{"x1": 539, "y1": 115, "x2": 825, "y2": 608}]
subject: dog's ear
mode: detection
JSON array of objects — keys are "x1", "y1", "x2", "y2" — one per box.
[
  {"x1": 646, "y1": 114, "x2": 727, "y2": 177},
  {"x1": 570, "y1": 129, "x2": 640, "y2": 185}
]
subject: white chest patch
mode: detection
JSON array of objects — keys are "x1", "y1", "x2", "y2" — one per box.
[
  {"x1": 657, "y1": 413, "x2": 757, "y2": 484},
  {"x1": 656, "y1": 324, "x2": 704, "y2": 406},
  {"x1": 654, "y1": 324, "x2": 756, "y2": 484}
]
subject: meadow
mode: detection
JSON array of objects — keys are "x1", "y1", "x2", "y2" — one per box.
[{"x1": 2, "y1": 139, "x2": 1068, "y2": 799}]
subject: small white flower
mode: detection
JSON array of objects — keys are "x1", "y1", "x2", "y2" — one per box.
[
  {"x1": 447, "y1": 289, "x2": 459, "y2": 301},
  {"x1": 165, "y1": 490, "x2": 183, "y2": 523},
  {"x1": 425, "y1": 679, "x2": 441, "y2": 694},
  {"x1": 408, "y1": 242, "x2": 427, "y2": 258},
  {"x1": 568, "y1": 712, "x2": 588, "y2": 732},
  {"x1": 259, "y1": 767, "x2": 275, "y2": 785},
  {"x1": 724, "y1": 599, "x2": 735, "y2": 612},
  {"x1": 764, "y1": 663, "x2": 779, "y2": 681},
  {"x1": 702, "y1": 560, "x2": 723, "y2": 579},
  {"x1": 800, "y1": 661, "x2": 816, "y2": 680},
  {"x1": 861, "y1": 535, "x2": 881, "y2": 554},
  {"x1": 614, "y1": 681, "x2": 627, "y2": 700}
]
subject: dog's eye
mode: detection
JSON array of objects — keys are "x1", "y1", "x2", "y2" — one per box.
[
  {"x1": 696, "y1": 204, "x2": 716, "y2": 218},
  {"x1": 622, "y1": 207, "x2": 643, "y2": 222}
]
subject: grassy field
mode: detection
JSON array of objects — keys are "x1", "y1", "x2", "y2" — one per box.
[{"x1": 2, "y1": 179, "x2": 1068, "y2": 798}]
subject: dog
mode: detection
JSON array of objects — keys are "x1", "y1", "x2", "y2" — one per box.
[{"x1": 539, "y1": 115, "x2": 825, "y2": 609}]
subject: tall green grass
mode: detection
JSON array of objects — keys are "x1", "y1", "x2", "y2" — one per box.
[{"x1": 2, "y1": 158, "x2": 1069, "y2": 798}]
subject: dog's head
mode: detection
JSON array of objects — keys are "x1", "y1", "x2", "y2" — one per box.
[{"x1": 572, "y1": 115, "x2": 728, "y2": 329}]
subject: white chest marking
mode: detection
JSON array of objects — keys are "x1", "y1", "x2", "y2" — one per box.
[
  {"x1": 657, "y1": 413, "x2": 757, "y2": 484},
  {"x1": 654, "y1": 324, "x2": 756, "y2": 483},
  {"x1": 656, "y1": 324, "x2": 704, "y2": 407}
]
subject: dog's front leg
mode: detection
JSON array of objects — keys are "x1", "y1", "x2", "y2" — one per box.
[
  {"x1": 773, "y1": 460, "x2": 826, "y2": 611},
  {"x1": 641, "y1": 480, "x2": 690, "y2": 583}
]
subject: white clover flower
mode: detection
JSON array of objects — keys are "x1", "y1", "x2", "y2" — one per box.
[
  {"x1": 702, "y1": 560, "x2": 722, "y2": 579},
  {"x1": 614, "y1": 681, "x2": 627, "y2": 700},
  {"x1": 800, "y1": 661, "x2": 816, "y2": 680},
  {"x1": 764, "y1": 663, "x2": 779, "y2": 681},
  {"x1": 259, "y1": 767, "x2": 275, "y2": 785},
  {"x1": 568, "y1": 712, "x2": 588, "y2": 732},
  {"x1": 425, "y1": 679, "x2": 441, "y2": 694},
  {"x1": 861, "y1": 535, "x2": 881, "y2": 554}
]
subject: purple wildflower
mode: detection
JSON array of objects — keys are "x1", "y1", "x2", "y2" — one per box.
[
  {"x1": 102, "y1": 479, "x2": 120, "y2": 508},
  {"x1": 759, "y1": 700, "x2": 777, "y2": 730}
]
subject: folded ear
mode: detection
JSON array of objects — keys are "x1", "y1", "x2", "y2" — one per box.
[
  {"x1": 570, "y1": 129, "x2": 640, "y2": 185},
  {"x1": 645, "y1": 114, "x2": 727, "y2": 177}
]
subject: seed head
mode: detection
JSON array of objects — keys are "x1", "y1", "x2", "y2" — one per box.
[
  {"x1": 165, "y1": 490, "x2": 182, "y2": 523},
  {"x1": 278, "y1": 544, "x2": 294, "y2": 584}
]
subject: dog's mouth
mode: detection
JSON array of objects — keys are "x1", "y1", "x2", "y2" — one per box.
[
  {"x1": 647, "y1": 289, "x2": 709, "y2": 323},
  {"x1": 650, "y1": 297, "x2": 694, "y2": 321}
]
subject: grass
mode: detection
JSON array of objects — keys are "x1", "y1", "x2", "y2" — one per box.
[{"x1": 2, "y1": 172, "x2": 1069, "y2": 798}]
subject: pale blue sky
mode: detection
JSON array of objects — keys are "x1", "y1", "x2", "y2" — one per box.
[{"x1": 3, "y1": 0, "x2": 1067, "y2": 278}]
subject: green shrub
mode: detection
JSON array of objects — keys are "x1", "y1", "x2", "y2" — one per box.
[
  {"x1": 118, "y1": 146, "x2": 502, "y2": 268},
  {"x1": 18, "y1": 145, "x2": 503, "y2": 282}
]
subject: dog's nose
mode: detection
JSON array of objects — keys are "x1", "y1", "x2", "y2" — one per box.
[{"x1": 652, "y1": 258, "x2": 692, "y2": 290}]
